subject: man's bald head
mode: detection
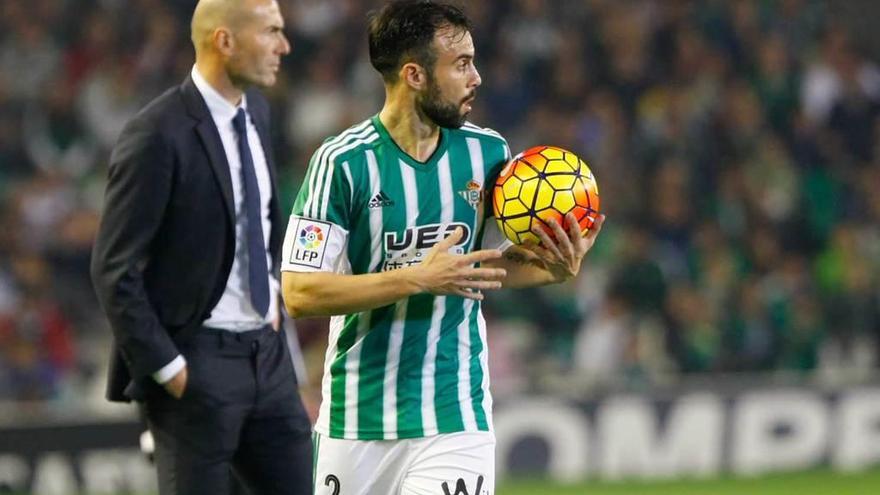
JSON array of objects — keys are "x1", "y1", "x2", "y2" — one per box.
[
  {"x1": 191, "y1": 0, "x2": 253, "y2": 54},
  {"x1": 190, "y1": 0, "x2": 290, "y2": 91}
]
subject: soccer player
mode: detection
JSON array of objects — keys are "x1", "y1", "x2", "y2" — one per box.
[{"x1": 281, "y1": 1, "x2": 605, "y2": 494}]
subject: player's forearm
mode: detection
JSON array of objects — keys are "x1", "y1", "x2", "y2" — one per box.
[
  {"x1": 282, "y1": 270, "x2": 423, "y2": 318},
  {"x1": 483, "y1": 254, "x2": 557, "y2": 289}
]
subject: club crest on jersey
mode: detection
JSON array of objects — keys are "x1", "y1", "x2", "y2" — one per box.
[
  {"x1": 458, "y1": 180, "x2": 483, "y2": 210},
  {"x1": 290, "y1": 218, "x2": 330, "y2": 268}
]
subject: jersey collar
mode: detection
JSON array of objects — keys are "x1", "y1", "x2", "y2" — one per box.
[{"x1": 371, "y1": 114, "x2": 450, "y2": 171}]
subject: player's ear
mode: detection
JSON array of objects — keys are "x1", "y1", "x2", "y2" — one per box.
[
  {"x1": 213, "y1": 27, "x2": 235, "y2": 56},
  {"x1": 400, "y1": 62, "x2": 427, "y2": 91}
]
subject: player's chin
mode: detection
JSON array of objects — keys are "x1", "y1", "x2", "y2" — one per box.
[{"x1": 448, "y1": 115, "x2": 469, "y2": 129}]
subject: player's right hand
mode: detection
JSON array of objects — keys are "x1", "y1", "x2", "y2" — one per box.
[
  {"x1": 413, "y1": 227, "x2": 506, "y2": 300},
  {"x1": 164, "y1": 367, "x2": 188, "y2": 399}
]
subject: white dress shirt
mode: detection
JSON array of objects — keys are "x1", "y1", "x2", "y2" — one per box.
[{"x1": 153, "y1": 67, "x2": 280, "y2": 383}]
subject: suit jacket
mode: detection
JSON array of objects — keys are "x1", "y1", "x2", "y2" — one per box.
[{"x1": 91, "y1": 76, "x2": 285, "y2": 402}]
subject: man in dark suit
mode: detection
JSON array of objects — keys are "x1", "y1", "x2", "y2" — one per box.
[{"x1": 90, "y1": 1, "x2": 311, "y2": 494}]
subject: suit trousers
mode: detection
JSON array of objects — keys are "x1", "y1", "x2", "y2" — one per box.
[{"x1": 143, "y1": 325, "x2": 312, "y2": 495}]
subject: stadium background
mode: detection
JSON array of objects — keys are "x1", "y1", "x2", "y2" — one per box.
[{"x1": 2, "y1": 0, "x2": 880, "y2": 493}]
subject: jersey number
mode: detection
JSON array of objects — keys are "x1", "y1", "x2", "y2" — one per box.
[{"x1": 324, "y1": 474, "x2": 340, "y2": 495}]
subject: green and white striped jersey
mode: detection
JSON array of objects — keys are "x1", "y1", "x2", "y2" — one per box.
[{"x1": 281, "y1": 115, "x2": 511, "y2": 440}]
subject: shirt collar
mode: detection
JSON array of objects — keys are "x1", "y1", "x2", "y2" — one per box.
[{"x1": 191, "y1": 65, "x2": 248, "y2": 123}]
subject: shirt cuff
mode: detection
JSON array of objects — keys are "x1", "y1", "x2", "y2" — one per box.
[{"x1": 152, "y1": 355, "x2": 186, "y2": 384}]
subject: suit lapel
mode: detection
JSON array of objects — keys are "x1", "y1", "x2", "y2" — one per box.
[
  {"x1": 181, "y1": 76, "x2": 236, "y2": 228},
  {"x1": 196, "y1": 120, "x2": 236, "y2": 226}
]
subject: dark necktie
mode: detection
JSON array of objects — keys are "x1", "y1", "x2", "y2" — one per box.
[{"x1": 232, "y1": 108, "x2": 270, "y2": 317}]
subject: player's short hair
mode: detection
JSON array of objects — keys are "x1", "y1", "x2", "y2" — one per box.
[{"x1": 368, "y1": 0, "x2": 471, "y2": 83}]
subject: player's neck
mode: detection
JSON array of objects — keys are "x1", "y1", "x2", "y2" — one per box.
[
  {"x1": 378, "y1": 98, "x2": 441, "y2": 163},
  {"x1": 195, "y1": 58, "x2": 244, "y2": 107}
]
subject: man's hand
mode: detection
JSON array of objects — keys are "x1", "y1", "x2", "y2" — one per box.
[
  {"x1": 164, "y1": 367, "x2": 188, "y2": 399},
  {"x1": 411, "y1": 227, "x2": 506, "y2": 300},
  {"x1": 522, "y1": 212, "x2": 606, "y2": 283}
]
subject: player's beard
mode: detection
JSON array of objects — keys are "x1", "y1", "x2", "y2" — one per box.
[{"x1": 418, "y1": 78, "x2": 471, "y2": 129}]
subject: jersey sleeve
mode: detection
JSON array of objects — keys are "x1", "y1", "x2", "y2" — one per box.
[
  {"x1": 282, "y1": 146, "x2": 353, "y2": 273},
  {"x1": 483, "y1": 136, "x2": 512, "y2": 219},
  {"x1": 478, "y1": 136, "x2": 514, "y2": 251},
  {"x1": 478, "y1": 216, "x2": 514, "y2": 251}
]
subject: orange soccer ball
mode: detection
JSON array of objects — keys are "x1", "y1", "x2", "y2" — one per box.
[{"x1": 493, "y1": 145, "x2": 600, "y2": 245}]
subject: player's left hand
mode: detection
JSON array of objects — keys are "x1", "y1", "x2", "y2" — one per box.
[{"x1": 522, "y1": 212, "x2": 605, "y2": 283}]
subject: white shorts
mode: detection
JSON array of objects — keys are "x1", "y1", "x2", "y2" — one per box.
[{"x1": 313, "y1": 431, "x2": 495, "y2": 495}]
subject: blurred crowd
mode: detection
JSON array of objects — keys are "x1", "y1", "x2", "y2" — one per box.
[{"x1": 1, "y1": 0, "x2": 879, "y2": 409}]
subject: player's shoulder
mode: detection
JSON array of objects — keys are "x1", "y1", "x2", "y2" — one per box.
[
  {"x1": 452, "y1": 121, "x2": 509, "y2": 147},
  {"x1": 312, "y1": 118, "x2": 381, "y2": 165}
]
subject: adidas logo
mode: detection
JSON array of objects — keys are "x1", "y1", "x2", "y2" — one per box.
[{"x1": 368, "y1": 191, "x2": 395, "y2": 208}]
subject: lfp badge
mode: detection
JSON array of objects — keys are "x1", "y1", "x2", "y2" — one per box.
[
  {"x1": 290, "y1": 219, "x2": 330, "y2": 268},
  {"x1": 298, "y1": 224, "x2": 324, "y2": 249}
]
